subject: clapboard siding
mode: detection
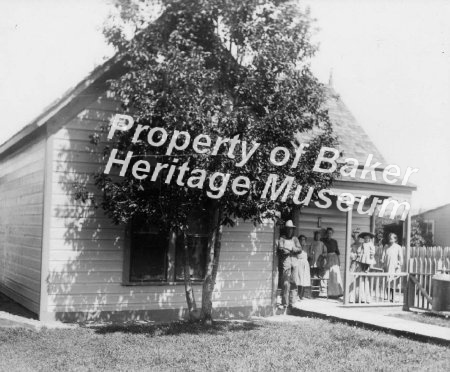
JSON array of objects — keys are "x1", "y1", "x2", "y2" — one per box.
[
  {"x1": 45, "y1": 97, "x2": 273, "y2": 319},
  {"x1": 0, "y1": 136, "x2": 45, "y2": 314},
  {"x1": 47, "y1": 298, "x2": 271, "y2": 313},
  {"x1": 296, "y1": 205, "x2": 370, "y2": 243}
]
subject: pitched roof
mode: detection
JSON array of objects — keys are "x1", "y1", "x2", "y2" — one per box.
[
  {"x1": 1, "y1": 60, "x2": 416, "y2": 194},
  {"x1": 324, "y1": 88, "x2": 387, "y2": 164},
  {"x1": 0, "y1": 51, "x2": 414, "y2": 192},
  {"x1": 294, "y1": 86, "x2": 415, "y2": 189},
  {"x1": 412, "y1": 203, "x2": 450, "y2": 217}
]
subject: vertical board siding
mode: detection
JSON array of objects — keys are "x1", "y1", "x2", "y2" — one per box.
[
  {"x1": 46, "y1": 97, "x2": 273, "y2": 318},
  {"x1": 0, "y1": 136, "x2": 45, "y2": 314}
]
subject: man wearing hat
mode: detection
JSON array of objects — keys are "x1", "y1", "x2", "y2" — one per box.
[{"x1": 277, "y1": 220, "x2": 301, "y2": 309}]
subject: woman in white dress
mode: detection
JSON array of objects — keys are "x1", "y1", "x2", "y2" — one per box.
[
  {"x1": 381, "y1": 233, "x2": 403, "y2": 302},
  {"x1": 297, "y1": 235, "x2": 311, "y2": 299}
]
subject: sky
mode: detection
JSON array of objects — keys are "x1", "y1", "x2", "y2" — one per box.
[{"x1": 0, "y1": 0, "x2": 449, "y2": 212}]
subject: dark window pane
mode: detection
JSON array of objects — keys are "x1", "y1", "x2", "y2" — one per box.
[
  {"x1": 175, "y1": 235, "x2": 208, "y2": 281},
  {"x1": 187, "y1": 209, "x2": 211, "y2": 234},
  {"x1": 130, "y1": 232, "x2": 168, "y2": 282}
]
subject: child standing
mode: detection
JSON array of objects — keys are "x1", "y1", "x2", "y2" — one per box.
[
  {"x1": 358, "y1": 232, "x2": 376, "y2": 272},
  {"x1": 357, "y1": 232, "x2": 376, "y2": 303},
  {"x1": 309, "y1": 231, "x2": 327, "y2": 278}
]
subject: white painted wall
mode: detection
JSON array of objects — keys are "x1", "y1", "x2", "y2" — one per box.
[{"x1": 0, "y1": 136, "x2": 45, "y2": 314}]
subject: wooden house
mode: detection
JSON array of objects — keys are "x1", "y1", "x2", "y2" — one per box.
[
  {"x1": 412, "y1": 203, "x2": 450, "y2": 246},
  {"x1": 0, "y1": 59, "x2": 416, "y2": 322}
]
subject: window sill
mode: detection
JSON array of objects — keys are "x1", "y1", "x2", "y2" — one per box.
[{"x1": 122, "y1": 281, "x2": 204, "y2": 287}]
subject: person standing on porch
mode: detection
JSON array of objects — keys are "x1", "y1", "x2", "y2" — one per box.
[
  {"x1": 322, "y1": 227, "x2": 343, "y2": 297},
  {"x1": 297, "y1": 235, "x2": 311, "y2": 299},
  {"x1": 309, "y1": 231, "x2": 327, "y2": 278},
  {"x1": 358, "y1": 232, "x2": 376, "y2": 272},
  {"x1": 357, "y1": 232, "x2": 376, "y2": 303},
  {"x1": 381, "y1": 233, "x2": 403, "y2": 302},
  {"x1": 349, "y1": 230, "x2": 363, "y2": 303},
  {"x1": 277, "y1": 220, "x2": 301, "y2": 309}
]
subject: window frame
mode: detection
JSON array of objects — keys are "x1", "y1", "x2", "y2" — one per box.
[
  {"x1": 174, "y1": 232, "x2": 210, "y2": 283},
  {"x1": 122, "y1": 223, "x2": 209, "y2": 287}
]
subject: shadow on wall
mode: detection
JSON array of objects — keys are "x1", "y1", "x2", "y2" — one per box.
[
  {"x1": 48, "y1": 96, "x2": 134, "y2": 322},
  {"x1": 47, "y1": 95, "x2": 272, "y2": 322}
]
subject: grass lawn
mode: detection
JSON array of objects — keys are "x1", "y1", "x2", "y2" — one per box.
[
  {"x1": 389, "y1": 311, "x2": 450, "y2": 329},
  {"x1": 0, "y1": 318, "x2": 449, "y2": 371}
]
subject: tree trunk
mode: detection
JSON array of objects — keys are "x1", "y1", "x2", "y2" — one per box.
[
  {"x1": 182, "y1": 230, "x2": 198, "y2": 320},
  {"x1": 200, "y1": 207, "x2": 223, "y2": 324}
]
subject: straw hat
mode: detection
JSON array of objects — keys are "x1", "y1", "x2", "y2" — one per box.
[
  {"x1": 285, "y1": 220, "x2": 295, "y2": 228},
  {"x1": 358, "y1": 232, "x2": 375, "y2": 239}
]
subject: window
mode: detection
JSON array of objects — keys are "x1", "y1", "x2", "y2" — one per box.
[
  {"x1": 128, "y1": 221, "x2": 169, "y2": 282},
  {"x1": 175, "y1": 234, "x2": 209, "y2": 281},
  {"x1": 125, "y1": 210, "x2": 210, "y2": 284}
]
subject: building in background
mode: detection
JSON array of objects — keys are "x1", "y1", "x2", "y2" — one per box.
[{"x1": 412, "y1": 204, "x2": 450, "y2": 246}]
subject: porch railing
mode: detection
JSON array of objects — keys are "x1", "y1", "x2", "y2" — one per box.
[{"x1": 348, "y1": 272, "x2": 408, "y2": 305}]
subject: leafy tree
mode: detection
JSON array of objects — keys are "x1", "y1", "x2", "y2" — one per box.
[
  {"x1": 411, "y1": 215, "x2": 433, "y2": 247},
  {"x1": 90, "y1": 0, "x2": 339, "y2": 323},
  {"x1": 410, "y1": 218, "x2": 425, "y2": 247}
]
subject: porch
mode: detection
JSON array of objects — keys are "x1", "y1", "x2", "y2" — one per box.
[
  {"x1": 280, "y1": 180, "x2": 416, "y2": 308},
  {"x1": 291, "y1": 298, "x2": 450, "y2": 344}
]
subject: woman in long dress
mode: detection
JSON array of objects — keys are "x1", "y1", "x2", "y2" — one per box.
[
  {"x1": 381, "y1": 233, "x2": 403, "y2": 302},
  {"x1": 349, "y1": 231, "x2": 362, "y2": 303},
  {"x1": 322, "y1": 227, "x2": 343, "y2": 297},
  {"x1": 297, "y1": 235, "x2": 311, "y2": 299}
]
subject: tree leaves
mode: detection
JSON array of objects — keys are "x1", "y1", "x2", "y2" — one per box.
[{"x1": 92, "y1": 0, "x2": 340, "y2": 231}]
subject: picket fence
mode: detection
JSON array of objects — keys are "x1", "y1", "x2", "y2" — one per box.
[
  {"x1": 349, "y1": 246, "x2": 449, "y2": 307},
  {"x1": 373, "y1": 245, "x2": 450, "y2": 272},
  {"x1": 406, "y1": 246, "x2": 450, "y2": 310}
]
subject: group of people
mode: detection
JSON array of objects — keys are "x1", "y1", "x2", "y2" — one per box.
[
  {"x1": 276, "y1": 220, "x2": 344, "y2": 309},
  {"x1": 349, "y1": 230, "x2": 403, "y2": 303},
  {"x1": 277, "y1": 220, "x2": 404, "y2": 309}
]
